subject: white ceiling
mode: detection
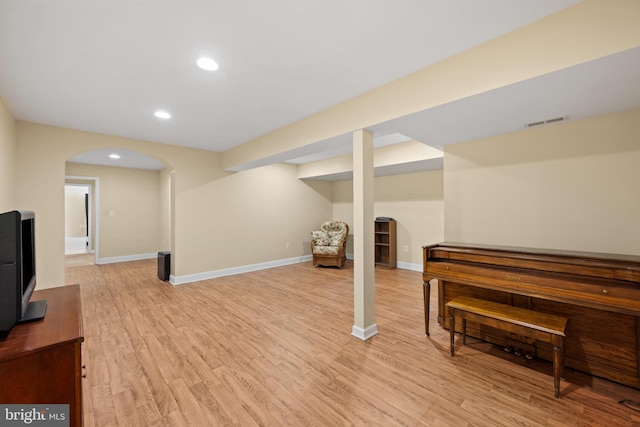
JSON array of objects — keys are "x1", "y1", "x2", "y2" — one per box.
[
  {"x1": 0, "y1": 0, "x2": 585, "y2": 171},
  {"x1": 223, "y1": 44, "x2": 640, "y2": 175},
  {"x1": 371, "y1": 46, "x2": 640, "y2": 150}
]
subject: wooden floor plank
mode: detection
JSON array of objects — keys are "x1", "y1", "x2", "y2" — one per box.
[{"x1": 66, "y1": 258, "x2": 640, "y2": 426}]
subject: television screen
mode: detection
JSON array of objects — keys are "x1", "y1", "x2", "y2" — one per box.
[
  {"x1": 21, "y1": 217, "x2": 35, "y2": 298},
  {"x1": 0, "y1": 210, "x2": 45, "y2": 334}
]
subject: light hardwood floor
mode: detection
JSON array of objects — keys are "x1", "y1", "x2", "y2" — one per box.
[
  {"x1": 65, "y1": 253, "x2": 95, "y2": 267},
  {"x1": 65, "y1": 259, "x2": 640, "y2": 426}
]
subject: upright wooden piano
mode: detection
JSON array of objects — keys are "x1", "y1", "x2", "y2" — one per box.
[{"x1": 423, "y1": 242, "x2": 640, "y2": 388}]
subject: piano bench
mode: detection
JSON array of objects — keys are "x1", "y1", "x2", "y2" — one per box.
[{"x1": 446, "y1": 296, "x2": 568, "y2": 398}]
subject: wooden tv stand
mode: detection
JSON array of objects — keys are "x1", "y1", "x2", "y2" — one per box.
[{"x1": 0, "y1": 284, "x2": 84, "y2": 426}]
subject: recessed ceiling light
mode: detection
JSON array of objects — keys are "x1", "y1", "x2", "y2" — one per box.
[
  {"x1": 154, "y1": 111, "x2": 171, "y2": 119},
  {"x1": 109, "y1": 153, "x2": 120, "y2": 159},
  {"x1": 196, "y1": 57, "x2": 219, "y2": 71}
]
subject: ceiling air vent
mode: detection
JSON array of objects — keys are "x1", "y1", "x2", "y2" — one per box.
[{"x1": 525, "y1": 115, "x2": 568, "y2": 128}]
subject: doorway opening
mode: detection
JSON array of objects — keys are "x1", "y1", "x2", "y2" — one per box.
[{"x1": 64, "y1": 184, "x2": 92, "y2": 254}]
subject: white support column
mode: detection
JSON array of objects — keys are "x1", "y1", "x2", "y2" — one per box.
[{"x1": 351, "y1": 129, "x2": 378, "y2": 340}]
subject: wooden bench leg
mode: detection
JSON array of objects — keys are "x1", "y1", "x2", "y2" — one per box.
[
  {"x1": 553, "y1": 345, "x2": 561, "y2": 398},
  {"x1": 462, "y1": 318, "x2": 467, "y2": 345},
  {"x1": 449, "y1": 311, "x2": 468, "y2": 356},
  {"x1": 449, "y1": 310, "x2": 455, "y2": 356},
  {"x1": 561, "y1": 343, "x2": 565, "y2": 380}
]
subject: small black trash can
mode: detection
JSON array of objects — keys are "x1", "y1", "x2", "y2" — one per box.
[{"x1": 157, "y1": 251, "x2": 170, "y2": 281}]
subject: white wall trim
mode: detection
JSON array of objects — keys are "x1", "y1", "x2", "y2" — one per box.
[
  {"x1": 351, "y1": 324, "x2": 379, "y2": 340},
  {"x1": 96, "y1": 252, "x2": 157, "y2": 265},
  {"x1": 93, "y1": 252, "x2": 418, "y2": 285},
  {"x1": 170, "y1": 255, "x2": 313, "y2": 286},
  {"x1": 397, "y1": 261, "x2": 422, "y2": 272}
]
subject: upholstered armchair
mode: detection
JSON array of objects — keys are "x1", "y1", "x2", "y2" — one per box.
[{"x1": 311, "y1": 220, "x2": 349, "y2": 268}]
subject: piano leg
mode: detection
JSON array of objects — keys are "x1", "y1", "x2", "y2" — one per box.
[{"x1": 423, "y1": 280, "x2": 431, "y2": 336}]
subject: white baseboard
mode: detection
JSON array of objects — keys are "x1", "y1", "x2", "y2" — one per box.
[
  {"x1": 170, "y1": 255, "x2": 313, "y2": 285},
  {"x1": 96, "y1": 252, "x2": 157, "y2": 265},
  {"x1": 397, "y1": 261, "x2": 422, "y2": 272},
  {"x1": 95, "y1": 252, "x2": 420, "y2": 285},
  {"x1": 351, "y1": 324, "x2": 379, "y2": 340}
]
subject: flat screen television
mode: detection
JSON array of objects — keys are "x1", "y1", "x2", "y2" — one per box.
[{"x1": 0, "y1": 210, "x2": 46, "y2": 334}]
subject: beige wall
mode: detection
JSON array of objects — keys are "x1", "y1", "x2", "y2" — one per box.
[
  {"x1": 15, "y1": 121, "x2": 334, "y2": 288},
  {"x1": 15, "y1": 123, "x2": 68, "y2": 287},
  {"x1": 0, "y1": 98, "x2": 15, "y2": 211},
  {"x1": 7, "y1": 105, "x2": 638, "y2": 287},
  {"x1": 332, "y1": 169, "x2": 444, "y2": 269},
  {"x1": 176, "y1": 162, "x2": 333, "y2": 276},
  {"x1": 66, "y1": 162, "x2": 164, "y2": 260},
  {"x1": 444, "y1": 108, "x2": 640, "y2": 256}
]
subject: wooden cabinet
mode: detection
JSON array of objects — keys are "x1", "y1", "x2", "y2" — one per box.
[
  {"x1": 0, "y1": 284, "x2": 84, "y2": 427},
  {"x1": 375, "y1": 219, "x2": 396, "y2": 269}
]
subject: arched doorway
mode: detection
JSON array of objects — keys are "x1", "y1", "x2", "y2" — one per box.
[{"x1": 64, "y1": 148, "x2": 173, "y2": 272}]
